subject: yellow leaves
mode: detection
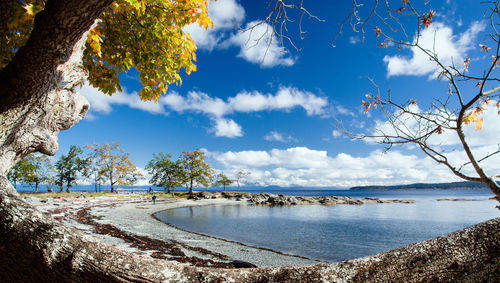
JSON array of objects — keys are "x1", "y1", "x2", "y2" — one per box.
[
  {"x1": 421, "y1": 10, "x2": 435, "y2": 28},
  {"x1": 475, "y1": 117, "x2": 484, "y2": 130},
  {"x1": 84, "y1": 0, "x2": 212, "y2": 102},
  {"x1": 87, "y1": 29, "x2": 103, "y2": 57},
  {"x1": 463, "y1": 106, "x2": 485, "y2": 131},
  {"x1": 23, "y1": 4, "x2": 35, "y2": 16}
]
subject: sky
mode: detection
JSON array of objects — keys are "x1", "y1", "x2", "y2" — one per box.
[{"x1": 59, "y1": 0, "x2": 500, "y2": 188}]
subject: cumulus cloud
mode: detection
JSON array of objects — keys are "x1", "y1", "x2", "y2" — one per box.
[
  {"x1": 226, "y1": 21, "x2": 295, "y2": 67},
  {"x1": 81, "y1": 83, "x2": 327, "y2": 138},
  {"x1": 209, "y1": 146, "x2": 500, "y2": 187},
  {"x1": 163, "y1": 91, "x2": 229, "y2": 117},
  {"x1": 79, "y1": 83, "x2": 165, "y2": 119},
  {"x1": 184, "y1": 0, "x2": 245, "y2": 51},
  {"x1": 368, "y1": 102, "x2": 500, "y2": 148},
  {"x1": 384, "y1": 21, "x2": 485, "y2": 77},
  {"x1": 213, "y1": 118, "x2": 243, "y2": 138},
  {"x1": 228, "y1": 87, "x2": 327, "y2": 115},
  {"x1": 264, "y1": 131, "x2": 297, "y2": 142}
]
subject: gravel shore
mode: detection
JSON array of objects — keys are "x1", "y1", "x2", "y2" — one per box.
[{"x1": 25, "y1": 194, "x2": 319, "y2": 268}]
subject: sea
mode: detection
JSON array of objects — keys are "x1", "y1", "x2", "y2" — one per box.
[
  {"x1": 18, "y1": 184, "x2": 499, "y2": 262},
  {"x1": 153, "y1": 188, "x2": 499, "y2": 262}
]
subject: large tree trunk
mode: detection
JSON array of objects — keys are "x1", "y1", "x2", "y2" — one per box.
[{"x1": 0, "y1": 0, "x2": 498, "y2": 281}]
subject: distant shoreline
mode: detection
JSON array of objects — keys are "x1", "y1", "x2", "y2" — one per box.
[{"x1": 349, "y1": 181, "x2": 490, "y2": 191}]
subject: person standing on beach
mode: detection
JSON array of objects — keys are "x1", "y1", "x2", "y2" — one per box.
[{"x1": 152, "y1": 195, "x2": 157, "y2": 205}]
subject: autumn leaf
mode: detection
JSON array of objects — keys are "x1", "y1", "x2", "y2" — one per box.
[
  {"x1": 479, "y1": 44, "x2": 491, "y2": 52},
  {"x1": 475, "y1": 118, "x2": 484, "y2": 130},
  {"x1": 475, "y1": 81, "x2": 483, "y2": 88},
  {"x1": 436, "y1": 127, "x2": 443, "y2": 134},
  {"x1": 410, "y1": 99, "x2": 417, "y2": 105},
  {"x1": 377, "y1": 42, "x2": 388, "y2": 48},
  {"x1": 23, "y1": 4, "x2": 35, "y2": 15},
  {"x1": 421, "y1": 10, "x2": 435, "y2": 28},
  {"x1": 374, "y1": 26, "x2": 381, "y2": 38},
  {"x1": 395, "y1": 7, "x2": 405, "y2": 13}
]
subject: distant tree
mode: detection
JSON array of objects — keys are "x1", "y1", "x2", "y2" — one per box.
[
  {"x1": 7, "y1": 158, "x2": 31, "y2": 189},
  {"x1": 25, "y1": 153, "x2": 54, "y2": 192},
  {"x1": 236, "y1": 170, "x2": 251, "y2": 190},
  {"x1": 88, "y1": 142, "x2": 141, "y2": 192},
  {"x1": 179, "y1": 149, "x2": 215, "y2": 194},
  {"x1": 55, "y1": 146, "x2": 87, "y2": 193},
  {"x1": 214, "y1": 172, "x2": 233, "y2": 191},
  {"x1": 146, "y1": 152, "x2": 184, "y2": 195},
  {"x1": 84, "y1": 145, "x2": 105, "y2": 192}
]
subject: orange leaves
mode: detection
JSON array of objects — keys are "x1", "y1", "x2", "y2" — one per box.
[
  {"x1": 395, "y1": 7, "x2": 405, "y2": 14},
  {"x1": 362, "y1": 94, "x2": 378, "y2": 112},
  {"x1": 377, "y1": 42, "x2": 388, "y2": 48},
  {"x1": 475, "y1": 81, "x2": 483, "y2": 88},
  {"x1": 436, "y1": 127, "x2": 443, "y2": 134},
  {"x1": 421, "y1": 10, "x2": 435, "y2": 28},
  {"x1": 479, "y1": 44, "x2": 491, "y2": 52},
  {"x1": 436, "y1": 71, "x2": 446, "y2": 80},
  {"x1": 374, "y1": 26, "x2": 382, "y2": 38}
]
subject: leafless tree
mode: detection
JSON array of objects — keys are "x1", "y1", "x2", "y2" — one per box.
[{"x1": 333, "y1": 0, "x2": 500, "y2": 200}]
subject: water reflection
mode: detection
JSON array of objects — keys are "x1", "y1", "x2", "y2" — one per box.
[{"x1": 156, "y1": 195, "x2": 498, "y2": 261}]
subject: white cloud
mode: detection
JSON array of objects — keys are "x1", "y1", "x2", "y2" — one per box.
[
  {"x1": 332, "y1": 130, "x2": 342, "y2": 138},
  {"x1": 264, "y1": 131, "x2": 297, "y2": 142},
  {"x1": 384, "y1": 22, "x2": 485, "y2": 77},
  {"x1": 210, "y1": 146, "x2": 500, "y2": 187},
  {"x1": 184, "y1": 0, "x2": 245, "y2": 51},
  {"x1": 229, "y1": 87, "x2": 327, "y2": 116},
  {"x1": 226, "y1": 21, "x2": 295, "y2": 67},
  {"x1": 213, "y1": 118, "x2": 243, "y2": 138},
  {"x1": 349, "y1": 36, "x2": 360, "y2": 44},
  {"x1": 81, "y1": 83, "x2": 328, "y2": 138},
  {"x1": 163, "y1": 91, "x2": 229, "y2": 117},
  {"x1": 369, "y1": 102, "x2": 500, "y2": 148},
  {"x1": 79, "y1": 83, "x2": 165, "y2": 118}
]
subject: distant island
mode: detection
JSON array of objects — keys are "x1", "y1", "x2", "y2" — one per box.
[{"x1": 349, "y1": 181, "x2": 489, "y2": 190}]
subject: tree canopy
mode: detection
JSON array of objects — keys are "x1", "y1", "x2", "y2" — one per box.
[
  {"x1": 87, "y1": 142, "x2": 141, "y2": 192},
  {"x1": 55, "y1": 145, "x2": 87, "y2": 192},
  {"x1": 0, "y1": 0, "x2": 212, "y2": 105},
  {"x1": 179, "y1": 149, "x2": 214, "y2": 194},
  {"x1": 146, "y1": 152, "x2": 184, "y2": 194}
]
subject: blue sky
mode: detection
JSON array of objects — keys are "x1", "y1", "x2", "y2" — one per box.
[{"x1": 59, "y1": 0, "x2": 499, "y2": 188}]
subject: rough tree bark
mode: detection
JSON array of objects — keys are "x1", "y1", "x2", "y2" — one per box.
[{"x1": 0, "y1": 0, "x2": 499, "y2": 281}]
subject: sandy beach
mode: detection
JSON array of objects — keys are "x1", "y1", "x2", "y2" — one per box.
[{"x1": 24, "y1": 194, "x2": 319, "y2": 268}]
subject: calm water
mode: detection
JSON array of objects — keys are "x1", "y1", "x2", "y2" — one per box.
[{"x1": 155, "y1": 189, "x2": 499, "y2": 262}]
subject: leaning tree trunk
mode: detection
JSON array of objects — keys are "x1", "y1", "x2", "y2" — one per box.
[{"x1": 0, "y1": 0, "x2": 499, "y2": 281}]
